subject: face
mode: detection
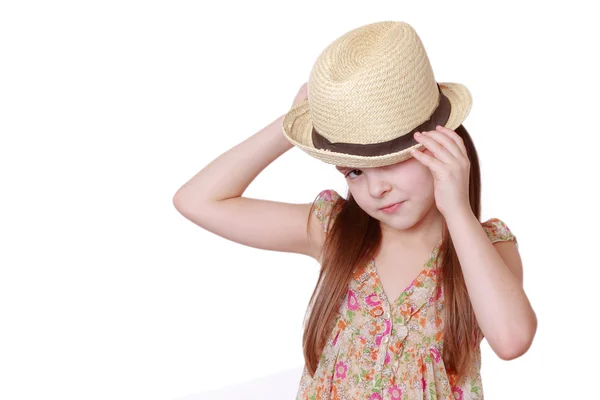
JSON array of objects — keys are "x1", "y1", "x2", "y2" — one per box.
[{"x1": 335, "y1": 149, "x2": 440, "y2": 232}]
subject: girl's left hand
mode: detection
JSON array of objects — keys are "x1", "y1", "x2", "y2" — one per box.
[{"x1": 410, "y1": 125, "x2": 472, "y2": 218}]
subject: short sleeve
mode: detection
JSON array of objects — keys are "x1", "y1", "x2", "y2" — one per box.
[
  {"x1": 313, "y1": 189, "x2": 343, "y2": 234},
  {"x1": 482, "y1": 218, "x2": 518, "y2": 248}
]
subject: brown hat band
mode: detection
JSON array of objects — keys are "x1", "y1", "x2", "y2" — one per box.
[{"x1": 311, "y1": 83, "x2": 451, "y2": 157}]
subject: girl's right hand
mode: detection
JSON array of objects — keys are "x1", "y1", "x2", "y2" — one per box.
[{"x1": 290, "y1": 82, "x2": 308, "y2": 109}]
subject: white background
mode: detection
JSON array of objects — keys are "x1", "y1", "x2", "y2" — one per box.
[{"x1": 1, "y1": 1, "x2": 598, "y2": 399}]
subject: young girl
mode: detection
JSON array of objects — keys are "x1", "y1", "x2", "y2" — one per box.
[{"x1": 173, "y1": 21, "x2": 536, "y2": 400}]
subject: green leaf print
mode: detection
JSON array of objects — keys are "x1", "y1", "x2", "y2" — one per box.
[
  {"x1": 471, "y1": 378, "x2": 481, "y2": 395},
  {"x1": 429, "y1": 386, "x2": 437, "y2": 400},
  {"x1": 424, "y1": 354, "x2": 432, "y2": 363},
  {"x1": 373, "y1": 375, "x2": 382, "y2": 390},
  {"x1": 346, "y1": 310, "x2": 355, "y2": 323},
  {"x1": 360, "y1": 368, "x2": 368, "y2": 381}
]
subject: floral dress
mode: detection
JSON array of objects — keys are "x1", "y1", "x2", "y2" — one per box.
[{"x1": 296, "y1": 189, "x2": 518, "y2": 400}]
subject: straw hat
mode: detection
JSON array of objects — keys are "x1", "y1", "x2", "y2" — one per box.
[{"x1": 281, "y1": 21, "x2": 472, "y2": 168}]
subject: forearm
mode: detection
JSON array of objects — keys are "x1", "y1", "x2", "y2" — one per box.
[
  {"x1": 445, "y1": 208, "x2": 536, "y2": 358},
  {"x1": 174, "y1": 114, "x2": 293, "y2": 203}
]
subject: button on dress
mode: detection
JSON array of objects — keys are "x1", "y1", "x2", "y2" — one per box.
[{"x1": 296, "y1": 189, "x2": 518, "y2": 400}]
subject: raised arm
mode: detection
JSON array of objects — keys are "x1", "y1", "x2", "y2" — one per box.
[{"x1": 173, "y1": 84, "x2": 325, "y2": 260}]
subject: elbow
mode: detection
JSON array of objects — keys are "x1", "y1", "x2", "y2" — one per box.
[
  {"x1": 496, "y1": 339, "x2": 530, "y2": 361},
  {"x1": 496, "y1": 314, "x2": 537, "y2": 361},
  {"x1": 173, "y1": 190, "x2": 195, "y2": 216},
  {"x1": 173, "y1": 190, "x2": 184, "y2": 209}
]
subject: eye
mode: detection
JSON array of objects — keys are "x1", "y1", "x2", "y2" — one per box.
[{"x1": 345, "y1": 169, "x2": 362, "y2": 179}]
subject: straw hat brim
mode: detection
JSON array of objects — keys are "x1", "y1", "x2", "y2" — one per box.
[{"x1": 282, "y1": 82, "x2": 472, "y2": 168}]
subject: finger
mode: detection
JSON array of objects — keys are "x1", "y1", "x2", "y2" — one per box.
[
  {"x1": 436, "y1": 125, "x2": 468, "y2": 158},
  {"x1": 410, "y1": 147, "x2": 443, "y2": 174},
  {"x1": 421, "y1": 130, "x2": 464, "y2": 161},
  {"x1": 414, "y1": 131, "x2": 455, "y2": 164}
]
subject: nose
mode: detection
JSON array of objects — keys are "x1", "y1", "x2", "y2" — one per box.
[{"x1": 367, "y1": 171, "x2": 392, "y2": 198}]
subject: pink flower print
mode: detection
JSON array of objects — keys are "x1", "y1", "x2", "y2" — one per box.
[
  {"x1": 451, "y1": 385, "x2": 464, "y2": 400},
  {"x1": 374, "y1": 319, "x2": 392, "y2": 345},
  {"x1": 430, "y1": 347, "x2": 441, "y2": 363},
  {"x1": 433, "y1": 284, "x2": 442, "y2": 301},
  {"x1": 332, "y1": 330, "x2": 340, "y2": 346},
  {"x1": 369, "y1": 393, "x2": 383, "y2": 400},
  {"x1": 388, "y1": 384, "x2": 403, "y2": 400},
  {"x1": 365, "y1": 293, "x2": 381, "y2": 306},
  {"x1": 421, "y1": 376, "x2": 427, "y2": 391},
  {"x1": 322, "y1": 189, "x2": 333, "y2": 201},
  {"x1": 347, "y1": 290, "x2": 359, "y2": 311},
  {"x1": 384, "y1": 351, "x2": 391, "y2": 365},
  {"x1": 335, "y1": 360, "x2": 348, "y2": 379},
  {"x1": 383, "y1": 319, "x2": 391, "y2": 335}
]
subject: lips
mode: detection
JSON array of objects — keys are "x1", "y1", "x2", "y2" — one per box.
[{"x1": 379, "y1": 201, "x2": 404, "y2": 210}]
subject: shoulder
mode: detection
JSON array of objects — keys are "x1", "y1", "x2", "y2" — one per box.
[
  {"x1": 313, "y1": 189, "x2": 345, "y2": 233},
  {"x1": 481, "y1": 217, "x2": 523, "y2": 288},
  {"x1": 315, "y1": 189, "x2": 343, "y2": 204},
  {"x1": 481, "y1": 217, "x2": 518, "y2": 247}
]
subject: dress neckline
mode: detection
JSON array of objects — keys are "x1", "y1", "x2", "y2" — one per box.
[{"x1": 369, "y1": 237, "x2": 444, "y2": 308}]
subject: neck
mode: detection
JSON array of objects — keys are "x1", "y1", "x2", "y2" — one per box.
[{"x1": 379, "y1": 207, "x2": 444, "y2": 252}]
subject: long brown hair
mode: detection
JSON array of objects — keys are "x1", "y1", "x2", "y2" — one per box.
[{"x1": 303, "y1": 124, "x2": 482, "y2": 382}]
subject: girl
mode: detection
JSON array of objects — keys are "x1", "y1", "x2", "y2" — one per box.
[{"x1": 173, "y1": 21, "x2": 537, "y2": 400}]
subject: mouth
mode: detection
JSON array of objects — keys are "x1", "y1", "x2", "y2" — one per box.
[{"x1": 379, "y1": 201, "x2": 405, "y2": 211}]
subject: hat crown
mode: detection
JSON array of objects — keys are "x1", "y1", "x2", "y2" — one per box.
[{"x1": 308, "y1": 21, "x2": 439, "y2": 145}]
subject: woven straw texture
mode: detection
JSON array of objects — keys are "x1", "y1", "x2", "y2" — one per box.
[{"x1": 282, "y1": 21, "x2": 472, "y2": 168}]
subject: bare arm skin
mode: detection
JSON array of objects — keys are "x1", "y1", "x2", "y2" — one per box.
[{"x1": 173, "y1": 84, "x2": 325, "y2": 260}]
